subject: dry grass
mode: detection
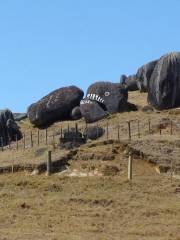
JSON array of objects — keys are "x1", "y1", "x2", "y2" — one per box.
[
  {"x1": 0, "y1": 162, "x2": 180, "y2": 240},
  {"x1": 0, "y1": 91, "x2": 180, "y2": 239}
]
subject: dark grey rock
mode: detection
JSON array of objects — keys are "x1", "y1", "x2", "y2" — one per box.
[
  {"x1": 0, "y1": 109, "x2": 22, "y2": 146},
  {"x1": 71, "y1": 106, "x2": 82, "y2": 120},
  {"x1": 148, "y1": 52, "x2": 180, "y2": 109},
  {"x1": 136, "y1": 60, "x2": 158, "y2": 92},
  {"x1": 80, "y1": 99, "x2": 108, "y2": 123},
  {"x1": 120, "y1": 74, "x2": 127, "y2": 84},
  {"x1": 60, "y1": 128, "x2": 86, "y2": 149},
  {"x1": 125, "y1": 75, "x2": 138, "y2": 91},
  {"x1": 80, "y1": 82, "x2": 128, "y2": 123},
  {"x1": 13, "y1": 113, "x2": 27, "y2": 121},
  {"x1": 84, "y1": 126, "x2": 105, "y2": 140},
  {"x1": 28, "y1": 86, "x2": 84, "y2": 127}
]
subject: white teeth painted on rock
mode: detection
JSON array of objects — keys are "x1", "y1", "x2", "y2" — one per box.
[
  {"x1": 80, "y1": 100, "x2": 92, "y2": 105},
  {"x1": 86, "y1": 93, "x2": 105, "y2": 104}
]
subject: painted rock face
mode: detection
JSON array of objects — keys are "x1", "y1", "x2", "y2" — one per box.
[{"x1": 80, "y1": 82, "x2": 128, "y2": 123}]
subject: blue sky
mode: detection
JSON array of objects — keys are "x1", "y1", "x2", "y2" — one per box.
[{"x1": 0, "y1": 0, "x2": 180, "y2": 112}]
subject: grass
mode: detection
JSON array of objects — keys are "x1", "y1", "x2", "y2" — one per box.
[{"x1": 0, "y1": 91, "x2": 180, "y2": 239}]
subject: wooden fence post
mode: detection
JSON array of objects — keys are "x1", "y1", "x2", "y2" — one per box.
[
  {"x1": 170, "y1": 159, "x2": 173, "y2": 183},
  {"x1": 106, "y1": 122, "x2": 109, "y2": 140},
  {"x1": 37, "y1": 130, "x2": 40, "y2": 146},
  {"x1": 1, "y1": 137, "x2": 4, "y2": 152},
  {"x1": 128, "y1": 121, "x2": 131, "y2": 140},
  {"x1": 30, "y1": 131, "x2": 33, "y2": 148},
  {"x1": 128, "y1": 152, "x2": 133, "y2": 180},
  {"x1": 47, "y1": 151, "x2": 52, "y2": 176},
  {"x1": 45, "y1": 129, "x2": 48, "y2": 145},
  {"x1": 138, "y1": 120, "x2": 140, "y2": 138},
  {"x1": 148, "y1": 119, "x2": 151, "y2": 134},
  {"x1": 170, "y1": 121, "x2": 173, "y2": 135},
  {"x1": 8, "y1": 134, "x2": 11, "y2": 149},
  {"x1": 23, "y1": 133, "x2": 26, "y2": 149},
  {"x1": 159, "y1": 124, "x2": 162, "y2": 135},
  {"x1": 75, "y1": 123, "x2": 78, "y2": 133},
  {"x1": 16, "y1": 135, "x2": 18, "y2": 150},
  {"x1": 60, "y1": 126, "x2": 63, "y2": 139},
  {"x1": 117, "y1": 124, "x2": 120, "y2": 140}
]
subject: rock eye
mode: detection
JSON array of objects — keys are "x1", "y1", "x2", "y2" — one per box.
[{"x1": 105, "y1": 92, "x2": 110, "y2": 97}]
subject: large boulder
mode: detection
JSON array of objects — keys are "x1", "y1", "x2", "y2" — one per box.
[
  {"x1": 136, "y1": 60, "x2": 158, "y2": 92},
  {"x1": 148, "y1": 52, "x2": 180, "y2": 109},
  {"x1": 84, "y1": 126, "x2": 105, "y2": 140},
  {"x1": 28, "y1": 86, "x2": 84, "y2": 127},
  {"x1": 0, "y1": 109, "x2": 22, "y2": 146},
  {"x1": 123, "y1": 75, "x2": 138, "y2": 91},
  {"x1": 80, "y1": 82, "x2": 128, "y2": 123},
  {"x1": 60, "y1": 128, "x2": 86, "y2": 149}
]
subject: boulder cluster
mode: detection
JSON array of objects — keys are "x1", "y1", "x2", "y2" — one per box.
[
  {"x1": 0, "y1": 109, "x2": 22, "y2": 146},
  {"x1": 121, "y1": 52, "x2": 180, "y2": 109},
  {"x1": 1, "y1": 52, "x2": 180, "y2": 146},
  {"x1": 26, "y1": 52, "x2": 180, "y2": 125}
]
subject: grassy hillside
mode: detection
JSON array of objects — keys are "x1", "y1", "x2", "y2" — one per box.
[{"x1": 0, "y1": 91, "x2": 180, "y2": 240}]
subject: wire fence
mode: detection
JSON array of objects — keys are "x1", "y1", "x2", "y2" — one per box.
[{"x1": 0, "y1": 118, "x2": 179, "y2": 152}]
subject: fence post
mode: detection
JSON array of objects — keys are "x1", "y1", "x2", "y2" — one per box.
[
  {"x1": 1, "y1": 137, "x2": 4, "y2": 152},
  {"x1": 75, "y1": 123, "x2": 78, "y2": 133},
  {"x1": 60, "y1": 126, "x2": 63, "y2": 139},
  {"x1": 8, "y1": 134, "x2": 11, "y2": 149},
  {"x1": 128, "y1": 152, "x2": 133, "y2": 180},
  {"x1": 128, "y1": 121, "x2": 131, "y2": 141},
  {"x1": 45, "y1": 129, "x2": 48, "y2": 145},
  {"x1": 170, "y1": 121, "x2": 173, "y2": 135},
  {"x1": 37, "y1": 130, "x2": 40, "y2": 146},
  {"x1": 159, "y1": 123, "x2": 162, "y2": 135},
  {"x1": 30, "y1": 131, "x2": 33, "y2": 148},
  {"x1": 52, "y1": 131, "x2": 55, "y2": 143},
  {"x1": 170, "y1": 159, "x2": 173, "y2": 183},
  {"x1": 137, "y1": 120, "x2": 140, "y2": 138},
  {"x1": 148, "y1": 119, "x2": 151, "y2": 134},
  {"x1": 106, "y1": 122, "x2": 109, "y2": 140},
  {"x1": 47, "y1": 151, "x2": 52, "y2": 176},
  {"x1": 23, "y1": 133, "x2": 26, "y2": 149},
  {"x1": 16, "y1": 135, "x2": 18, "y2": 150},
  {"x1": 117, "y1": 124, "x2": 120, "y2": 140}
]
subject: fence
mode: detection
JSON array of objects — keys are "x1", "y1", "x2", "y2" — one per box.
[{"x1": 0, "y1": 118, "x2": 179, "y2": 152}]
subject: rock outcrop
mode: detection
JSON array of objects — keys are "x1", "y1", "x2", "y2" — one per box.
[
  {"x1": 148, "y1": 52, "x2": 180, "y2": 109},
  {"x1": 136, "y1": 60, "x2": 157, "y2": 92},
  {"x1": 28, "y1": 86, "x2": 84, "y2": 127},
  {"x1": 0, "y1": 109, "x2": 22, "y2": 146},
  {"x1": 60, "y1": 128, "x2": 86, "y2": 149},
  {"x1": 84, "y1": 126, "x2": 105, "y2": 140},
  {"x1": 80, "y1": 82, "x2": 128, "y2": 123},
  {"x1": 122, "y1": 75, "x2": 138, "y2": 91}
]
